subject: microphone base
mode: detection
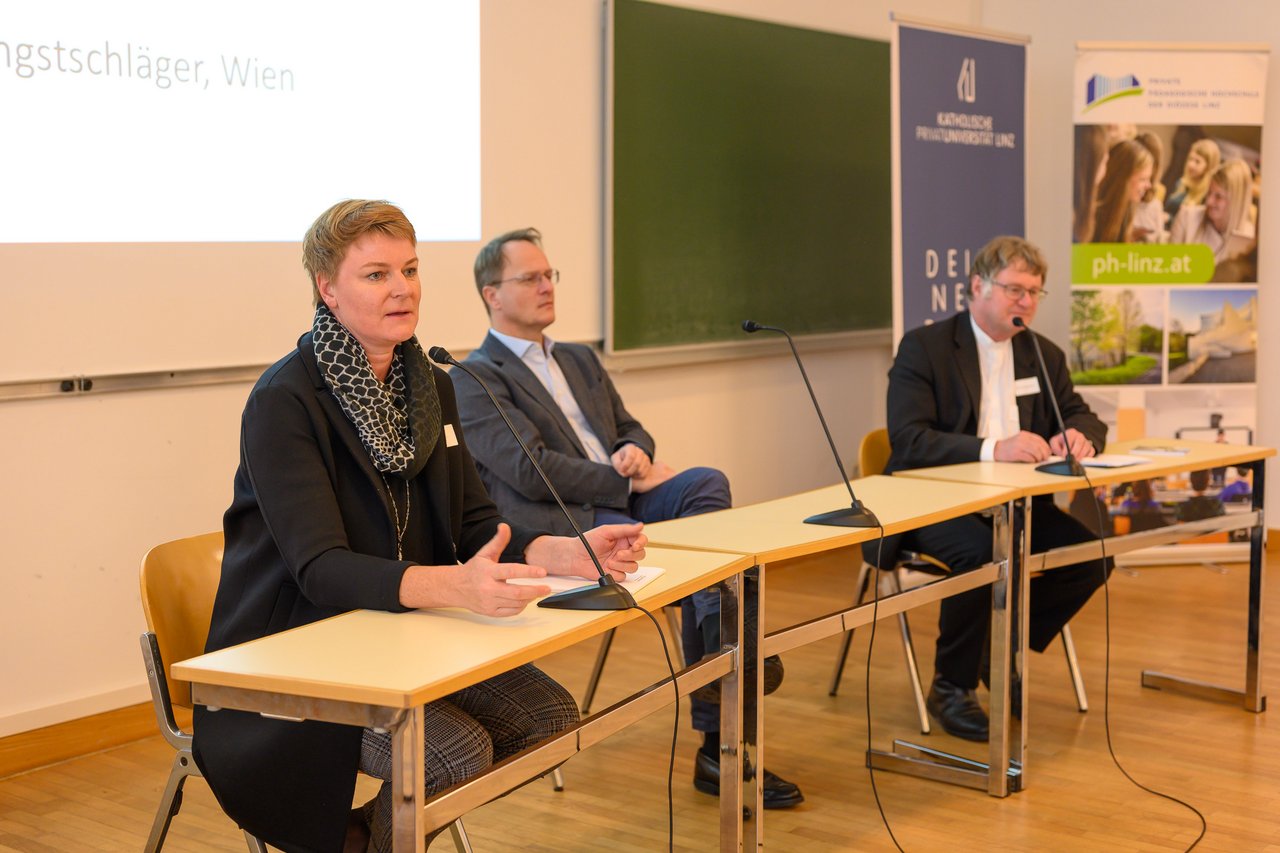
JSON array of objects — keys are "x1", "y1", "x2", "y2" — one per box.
[
  {"x1": 804, "y1": 505, "x2": 881, "y2": 528},
  {"x1": 1036, "y1": 458, "x2": 1085, "y2": 476},
  {"x1": 538, "y1": 579, "x2": 637, "y2": 611}
]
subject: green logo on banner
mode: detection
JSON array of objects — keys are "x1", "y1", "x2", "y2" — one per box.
[{"x1": 1071, "y1": 244, "x2": 1215, "y2": 284}]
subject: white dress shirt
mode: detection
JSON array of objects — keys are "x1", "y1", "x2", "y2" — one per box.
[
  {"x1": 489, "y1": 329, "x2": 612, "y2": 464},
  {"x1": 970, "y1": 314, "x2": 1020, "y2": 462}
]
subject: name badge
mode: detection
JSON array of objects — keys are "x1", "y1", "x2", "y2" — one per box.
[
  {"x1": 444, "y1": 423, "x2": 459, "y2": 447},
  {"x1": 1014, "y1": 376, "x2": 1041, "y2": 397}
]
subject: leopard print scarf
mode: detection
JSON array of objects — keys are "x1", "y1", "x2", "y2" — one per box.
[{"x1": 312, "y1": 303, "x2": 442, "y2": 479}]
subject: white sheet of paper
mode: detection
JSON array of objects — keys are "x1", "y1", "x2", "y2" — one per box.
[
  {"x1": 1043, "y1": 453, "x2": 1151, "y2": 468},
  {"x1": 1130, "y1": 445, "x2": 1191, "y2": 457},
  {"x1": 1081, "y1": 453, "x2": 1153, "y2": 468},
  {"x1": 508, "y1": 565, "x2": 665, "y2": 596}
]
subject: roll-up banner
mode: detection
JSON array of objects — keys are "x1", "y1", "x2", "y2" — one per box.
[
  {"x1": 892, "y1": 18, "x2": 1028, "y2": 344},
  {"x1": 1070, "y1": 43, "x2": 1268, "y2": 560}
]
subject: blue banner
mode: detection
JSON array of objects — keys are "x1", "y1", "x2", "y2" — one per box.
[{"x1": 895, "y1": 25, "x2": 1026, "y2": 338}]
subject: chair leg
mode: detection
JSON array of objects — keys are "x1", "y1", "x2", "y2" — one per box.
[
  {"x1": 1061, "y1": 624, "x2": 1088, "y2": 712},
  {"x1": 243, "y1": 831, "x2": 267, "y2": 853},
  {"x1": 829, "y1": 561, "x2": 873, "y2": 696},
  {"x1": 144, "y1": 751, "x2": 196, "y2": 853},
  {"x1": 882, "y1": 570, "x2": 931, "y2": 735},
  {"x1": 580, "y1": 628, "x2": 616, "y2": 715},
  {"x1": 896, "y1": 612, "x2": 932, "y2": 735},
  {"x1": 550, "y1": 767, "x2": 565, "y2": 791},
  {"x1": 449, "y1": 817, "x2": 474, "y2": 853}
]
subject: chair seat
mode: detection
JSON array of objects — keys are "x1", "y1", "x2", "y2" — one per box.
[{"x1": 826, "y1": 428, "x2": 1089, "y2": 728}]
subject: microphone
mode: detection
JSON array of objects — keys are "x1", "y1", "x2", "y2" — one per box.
[
  {"x1": 1011, "y1": 317, "x2": 1084, "y2": 477},
  {"x1": 428, "y1": 346, "x2": 636, "y2": 611},
  {"x1": 741, "y1": 321, "x2": 879, "y2": 527}
]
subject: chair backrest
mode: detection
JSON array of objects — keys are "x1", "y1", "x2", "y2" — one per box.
[
  {"x1": 139, "y1": 531, "x2": 224, "y2": 711},
  {"x1": 859, "y1": 428, "x2": 892, "y2": 478}
]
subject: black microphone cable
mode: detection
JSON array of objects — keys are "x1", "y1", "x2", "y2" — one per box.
[
  {"x1": 626, "y1": 599, "x2": 681, "y2": 853},
  {"x1": 739, "y1": 320, "x2": 902, "y2": 846},
  {"x1": 428, "y1": 346, "x2": 681, "y2": 850},
  {"x1": 863, "y1": 521, "x2": 907, "y2": 852},
  {"x1": 1011, "y1": 317, "x2": 1204, "y2": 842},
  {"x1": 1076, "y1": 466, "x2": 1207, "y2": 850}
]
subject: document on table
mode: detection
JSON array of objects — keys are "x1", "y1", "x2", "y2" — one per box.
[
  {"x1": 1129, "y1": 445, "x2": 1191, "y2": 457},
  {"x1": 509, "y1": 565, "x2": 665, "y2": 596},
  {"x1": 1043, "y1": 453, "x2": 1151, "y2": 468}
]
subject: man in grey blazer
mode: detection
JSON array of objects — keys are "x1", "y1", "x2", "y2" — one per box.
[{"x1": 450, "y1": 227, "x2": 803, "y2": 808}]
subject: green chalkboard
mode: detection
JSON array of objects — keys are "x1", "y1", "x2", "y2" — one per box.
[{"x1": 608, "y1": 0, "x2": 891, "y2": 353}]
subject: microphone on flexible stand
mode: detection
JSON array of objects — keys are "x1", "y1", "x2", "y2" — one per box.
[
  {"x1": 1011, "y1": 317, "x2": 1085, "y2": 477},
  {"x1": 741, "y1": 320, "x2": 879, "y2": 527},
  {"x1": 428, "y1": 346, "x2": 637, "y2": 611}
]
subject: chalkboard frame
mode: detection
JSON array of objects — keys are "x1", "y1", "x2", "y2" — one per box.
[{"x1": 605, "y1": 0, "x2": 893, "y2": 359}]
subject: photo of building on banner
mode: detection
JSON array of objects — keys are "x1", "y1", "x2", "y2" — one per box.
[{"x1": 1069, "y1": 46, "x2": 1267, "y2": 559}]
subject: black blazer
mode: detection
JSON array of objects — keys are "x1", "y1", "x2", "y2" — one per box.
[
  {"x1": 451, "y1": 332, "x2": 655, "y2": 535},
  {"x1": 193, "y1": 333, "x2": 542, "y2": 853},
  {"x1": 885, "y1": 311, "x2": 1106, "y2": 473},
  {"x1": 868, "y1": 312, "x2": 1106, "y2": 567}
]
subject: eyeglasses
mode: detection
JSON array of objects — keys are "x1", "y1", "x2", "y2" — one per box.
[
  {"x1": 987, "y1": 279, "x2": 1047, "y2": 302},
  {"x1": 489, "y1": 269, "x2": 560, "y2": 287}
]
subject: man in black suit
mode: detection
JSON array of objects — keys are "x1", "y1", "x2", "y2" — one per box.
[
  {"x1": 450, "y1": 228, "x2": 802, "y2": 807},
  {"x1": 879, "y1": 235, "x2": 1110, "y2": 741}
]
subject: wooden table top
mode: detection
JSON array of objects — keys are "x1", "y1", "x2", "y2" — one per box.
[
  {"x1": 891, "y1": 438, "x2": 1274, "y2": 497},
  {"x1": 172, "y1": 545, "x2": 752, "y2": 710},
  {"x1": 643, "y1": 475, "x2": 1019, "y2": 563}
]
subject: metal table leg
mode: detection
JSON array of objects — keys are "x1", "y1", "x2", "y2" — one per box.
[
  {"x1": 1142, "y1": 459, "x2": 1267, "y2": 712},
  {"x1": 867, "y1": 498, "x2": 1025, "y2": 796}
]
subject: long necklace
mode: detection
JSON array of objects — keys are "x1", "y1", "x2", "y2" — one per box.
[{"x1": 381, "y1": 474, "x2": 411, "y2": 559}]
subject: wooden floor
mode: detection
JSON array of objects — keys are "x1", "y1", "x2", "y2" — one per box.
[{"x1": 3, "y1": 552, "x2": 1278, "y2": 852}]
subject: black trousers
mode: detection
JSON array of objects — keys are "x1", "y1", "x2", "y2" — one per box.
[{"x1": 900, "y1": 498, "x2": 1112, "y2": 689}]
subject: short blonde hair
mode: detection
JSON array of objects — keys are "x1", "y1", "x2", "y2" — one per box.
[
  {"x1": 302, "y1": 200, "x2": 416, "y2": 306},
  {"x1": 970, "y1": 235, "x2": 1047, "y2": 285}
]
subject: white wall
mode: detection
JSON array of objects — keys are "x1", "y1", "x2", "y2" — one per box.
[
  {"x1": 22, "y1": 0, "x2": 1273, "y2": 739},
  {"x1": 1, "y1": 0, "x2": 974, "y2": 738}
]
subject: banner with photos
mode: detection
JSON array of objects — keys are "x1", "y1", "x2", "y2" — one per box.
[
  {"x1": 1070, "y1": 44, "x2": 1268, "y2": 560},
  {"x1": 892, "y1": 20, "x2": 1027, "y2": 342}
]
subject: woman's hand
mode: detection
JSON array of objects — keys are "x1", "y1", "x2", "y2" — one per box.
[
  {"x1": 526, "y1": 522, "x2": 647, "y2": 582},
  {"x1": 399, "y1": 524, "x2": 551, "y2": 617}
]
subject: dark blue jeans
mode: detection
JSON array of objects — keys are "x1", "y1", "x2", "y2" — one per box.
[{"x1": 595, "y1": 466, "x2": 730, "y2": 732}]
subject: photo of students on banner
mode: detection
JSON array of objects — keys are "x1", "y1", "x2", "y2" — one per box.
[{"x1": 1072, "y1": 124, "x2": 1261, "y2": 284}]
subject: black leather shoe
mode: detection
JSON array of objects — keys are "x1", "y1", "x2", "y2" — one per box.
[
  {"x1": 926, "y1": 676, "x2": 990, "y2": 742},
  {"x1": 691, "y1": 654, "x2": 785, "y2": 704},
  {"x1": 692, "y1": 749, "x2": 805, "y2": 809}
]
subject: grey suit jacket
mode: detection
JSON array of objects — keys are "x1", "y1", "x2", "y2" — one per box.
[{"x1": 451, "y1": 332, "x2": 655, "y2": 534}]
